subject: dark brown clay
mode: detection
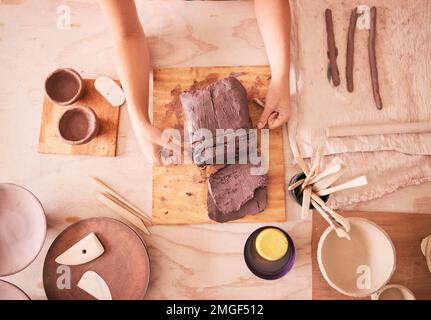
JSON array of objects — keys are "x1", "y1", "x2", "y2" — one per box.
[
  {"x1": 45, "y1": 68, "x2": 84, "y2": 106},
  {"x1": 58, "y1": 106, "x2": 99, "y2": 145}
]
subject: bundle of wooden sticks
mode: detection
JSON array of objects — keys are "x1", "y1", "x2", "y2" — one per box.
[{"x1": 289, "y1": 147, "x2": 368, "y2": 239}]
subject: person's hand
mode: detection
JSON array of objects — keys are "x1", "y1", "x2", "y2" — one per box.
[
  {"x1": 137, "y1": 125, "x2": 181, "y2": 166},
  {"x1": 257, "y1": 79, "x2": 291, "y2": 129}
]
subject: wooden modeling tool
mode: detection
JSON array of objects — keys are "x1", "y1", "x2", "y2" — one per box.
[
  {"x1": 301, "y1": 186, "x2": 312, "y2": 219},
  {"x1": 316, "y1": 176, "x2": 368, "y2": 197},
  {"x1": 96, "y1": 192, "x2": 150, "y2": 235},
  {"x1": 311, "y1": 193, "x2": 351, "y2": 233},
  {"x1": 326, "y1": 121, "x2": 431, "y2": 138},
  {"x1": 311, "y1": 199, "x2": 351, "y2": 240},
  {"x1": 55, "y1": 233, "x2": 104, "y2": 266},
  {"x1": 307, "y1": 164, "x2": 342, "y2": 186},
  {"x1": 89, "y1": 176, "x2": 151, "y2": 225}
]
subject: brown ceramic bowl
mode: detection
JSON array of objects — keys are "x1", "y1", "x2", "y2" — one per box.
[
  {"x1": 45, "y1": 68, "x2": 85, "y2": 106},
  {"x1": 0, "y1": 183, "x2": 47, "y2": 277},
  {"x1": 58, "y1": 106, "x2": 99, "y2": 145}
]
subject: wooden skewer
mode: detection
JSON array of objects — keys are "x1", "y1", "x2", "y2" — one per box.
[
  {"x1": 301, "y1": 186, "x2": 312, "y2": 219},
  {"x1": 326, "y1": 121, "x2": 431, "y2": 138},
  {"x1": 307, "y1": 163, "x2": 342, "y2": 186},
  {"x1": 89, "y1": 177, "x2": 151, "y2": 224},
  {"x1": 97, "y1": 192, "x2": 150, "y2": 235},
  {"x1": 302, "y1": 162, "x2": 319, "y2": 188},
  {"x1": 288, "y1": 178, "x2": 305, "y2": 191},
  {"x1": 311, "y1": 193, "x2": 351, "y2": 232},
  {"x1": 316, "y1": 176, "x2": 368, "y2": 197},
  {"x1": 311, "y1": 199, "x2": 351, "y2": 240},
  {"x1": 252, "y1": 98, "x2": 265, "y2": 108},
  {"x1": 294, "y1": 156, "x2": 310, "y2": 176}
]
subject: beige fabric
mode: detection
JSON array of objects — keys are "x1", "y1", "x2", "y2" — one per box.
[
  {"x1": 289, "y1": 0, "x2": 431, "y2": 207},
  {"x1": 290, "y1": 0, "x2": 431, "y2": 158}
]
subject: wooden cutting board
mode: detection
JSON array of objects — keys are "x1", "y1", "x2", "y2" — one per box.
[
  {"x1": 152, "y1": 66, "x2": 286, "y2": 224},
  {"x1": 38, "y1": 79, "x2": 121, "y2": 157},
  {"x1": 312, "y1": 211, "x2": 431, "y2": 300}
]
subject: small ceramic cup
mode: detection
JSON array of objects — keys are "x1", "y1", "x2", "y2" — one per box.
[
  {"x1": 244, "y1": 226, "x2": 296, "y2": 280},
  {"x1": 45, "y1": 68, "x2": 85, "y2": 106},
  {"x1": 58, "y1": 106, "x2": 99, "y2": 145},
  {"x1": 288, "y1": 172, "x2": 330, "y2": 209},
  {"x1": 371, "y1": 284, "x2": 416, "y2": 300}
]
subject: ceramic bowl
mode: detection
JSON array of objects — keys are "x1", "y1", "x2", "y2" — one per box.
[
  {"x1": 0, "y1": 183, "x2": 47, "y2": 276},
  {"x1": 317, "y1": 217, "x2": 396, "y2": 297},
  {"x1": 0, "y1": 280, "x2": 30, "y2": 300},
  {"x1": 57, "y1": 106, "x2": 99, "y2": 145},
  {"x1": 45, "y1": 68, "x2": 85, "y2": 106},
  {"x1": 372, "y1": 284, "x2": 415, "y2": 300}
]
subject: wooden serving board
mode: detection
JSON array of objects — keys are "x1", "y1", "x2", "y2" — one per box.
[
  {"x1": 38, "y1": 79, "x2": 121, "y2": 157},
  {"x1": 312, "y1": 211, "x2": 431, "y2": 300},
  {"x1": 152, "y1": 66, "x2": 286, "y2": 224}
]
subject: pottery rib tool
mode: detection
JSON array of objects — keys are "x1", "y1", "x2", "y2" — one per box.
[
  {"x1": 325, "y1": 9, "x2": 340, "y2": 86},
  {"x1": 96, "y1": 192, "x2": 150, "y2": 235},
  {"x1": 77, "y1": 271, "x2": 112, "y2": 300},
  {"x1": 316, "y1": 176, "x2": 368, "y2": 197},
  {"x1": 346, "y1": 7, "x2": 359, "y2": 92},
  {"x1": 89, "y1": 176, "x2": 151, "y2": 225},
  {"x1": 326, "y1": 121, "x2": 431, "y2": 138},
  {"x1": 368, "y1": 7, "x2": 383, "y2": 110},
  {"x1": 311, "y1": 199, "x2": 350, "y2": 240},
  {"x1": 311, "y1": 193, "x2": 350, "y2": 233},
  {"x1": 55, "y1": 233, "x2": 105, "y2": 266}
]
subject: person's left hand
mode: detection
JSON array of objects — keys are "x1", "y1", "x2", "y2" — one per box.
[{"x1": 257, "y1": 79, "x2": 291, "y2": 129}]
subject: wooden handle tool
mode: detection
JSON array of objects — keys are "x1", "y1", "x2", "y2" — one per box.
[
  {"x1": 316, "y1": 176, "x2": 368, "y2": 197},
  {"x1": 89, "y1": 177, "x2": 151, "y2": 225},
  {"x1": 311, "y1": 193, "x2": 351, "y2": 232},
  {"x1": 97, "y1": 192, "x2": 150, "y2": 235}
]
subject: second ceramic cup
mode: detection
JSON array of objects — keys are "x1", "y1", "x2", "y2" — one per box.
[{"x1": 58, "y1": 106, "x2": 99, "y2": 145}]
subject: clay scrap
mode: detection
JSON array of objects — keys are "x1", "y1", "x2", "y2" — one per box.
[
  {"x1": 325, "y1": 9, "x2": 340, "y2": 86},
  {"x1": 180, "y1": 77, "x2": 268, "y2": 223}
]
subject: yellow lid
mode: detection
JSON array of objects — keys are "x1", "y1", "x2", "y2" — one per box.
[{"x1": 255, "y1": 228, "x2": 288, "y2": 261}]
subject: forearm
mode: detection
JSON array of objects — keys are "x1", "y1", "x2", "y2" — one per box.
[
  {"x1": 255, "y1": 0, "x2": 291, "y2": 83},
  {"x1": 99, "y1": 0, "x2": 152, "y2": 137}
]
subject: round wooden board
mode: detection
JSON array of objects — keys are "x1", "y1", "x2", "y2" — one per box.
[{"x1": 43, "y1": 217, "x2": 150, "y2": 300}]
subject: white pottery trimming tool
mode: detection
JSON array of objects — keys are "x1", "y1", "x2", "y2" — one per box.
[{"x1": 55, "y1": 232, "x2": 105, "y2": 266}]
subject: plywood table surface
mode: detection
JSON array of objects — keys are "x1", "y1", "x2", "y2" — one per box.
[
  {"x1": 1, "y1": 0, "x2": 431, "y2": 300},
  {"x1": 152, "y1": 66, "x2": 285, "y2": 225},
  {"x1": 312, "y1": 211, "x2": 431, "y2": 300}
]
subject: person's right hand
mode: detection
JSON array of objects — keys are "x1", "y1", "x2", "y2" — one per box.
[{"x1": 138, "y1": 125, "x2": 181, "y2": 166}]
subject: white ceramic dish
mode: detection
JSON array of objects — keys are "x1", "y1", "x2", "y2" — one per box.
[
  {"x1": 0, "y1": 183, "x2": 47, "y2": 276},
  {"x1": 318, "y1": 217, "x2": 396, "y2": 297}
]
